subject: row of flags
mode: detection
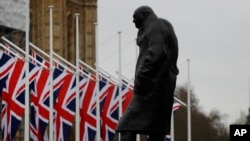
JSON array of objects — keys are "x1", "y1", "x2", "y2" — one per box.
[
  {"x1": 0, "y1": 43, "x2": 133, "y2": 141},
  {"x1": 0, "y1": 41, "x2": 181, "y2": 141},
  {"x1": 0, "y1": 1, "x2": 183, "y2": 140}
]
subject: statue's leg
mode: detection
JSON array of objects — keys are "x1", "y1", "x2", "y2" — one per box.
[
  {"x1": 147, "y1": 133, "x2": 165, "y2": 141},
  {"x1": 120, "y1": 132, "x2": 136, "y2": 141}
]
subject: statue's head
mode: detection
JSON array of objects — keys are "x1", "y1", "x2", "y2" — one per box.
[{"x1": 133, "y1": 6, "x2": 155, "y2": 29}]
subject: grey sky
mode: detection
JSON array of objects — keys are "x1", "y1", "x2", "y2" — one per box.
[{"x1": 98, "y1": 0, "x2": 250, "y2": 124}]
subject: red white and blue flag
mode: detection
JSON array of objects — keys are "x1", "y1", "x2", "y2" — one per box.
[
  {"x1": 0, "y1": 50, "x2": 15, "y2": 97},
  {"x1": 29, "y1": 64, "x2": 50, "y2": 141},
  {"x1": 29, "y1": 50, "x2": 50, "y2": 141},
  {"x1": 165, "y1": 101, "x2": 181, "y2": 141},
  {"x1": 29, "y1": 51, "x2": 69, "y2": 141},
  {"x1": 100, "y1": 81, "x2": 119, "y2": 141},
  {"x1": 79, "y1": 67, "x2": 98, "y2": 141},
  {"x1": 1, "y1": 51, "x2": 39, "y2": 141},
  {"x1": 80, "y1": 79, "x2": 96, "y2": 141},
  {"x1": 80, "y1": 77, "x2": 97, "y2": 141},
  {"x1": 172, "y1": 101, "x2": 181, "y2": 113},
  {"x1": 121, "y1": 80, "x2": 133, "y2": 113},
  {"x1": 100, "y1": 78, "x2": 134, "y2": 141},
  {"x1": 1, "y1": 45, "x2": 183, "y2": 141},
  {"x1": 52, "y1": 61, "x2": 94, "y2": 141},
  {"x1": 53, "y1": 72, "x2": 76, "y2": 141},
  {"x1": 166, "y1": 134, "x2": 171, "y2": 141}
]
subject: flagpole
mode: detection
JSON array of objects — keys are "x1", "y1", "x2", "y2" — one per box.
[
  {"x1": 118, "y1": 31, "x2": 122, "y2": 116},
  {"x1": 171, "y1": 111, "x2": 175, "y2": 141},
  {"x1": 248, "y1": 76, "x2": 250, "y2": 124},
  {"x1": 95, "y1": 22, "x2": 101, "y2": 141},
  {"x1": 118, "y1": 31, "x2": 123, "y2": 141},
  {"x1": 75, "y1": 13, "x2": 80, "y2": 141},
  {"x1": 187, "y1": 59, "x2": 191, "y2": 141},
  {"x1": 49, "y1": 5, "x2": 54, "y2": 141},
  {"x1": 248, "y1": 76, "x2": 250, "y2": 120},
  {"x1": 24, "y1": 0, "x2": 30, "y2": 140}
]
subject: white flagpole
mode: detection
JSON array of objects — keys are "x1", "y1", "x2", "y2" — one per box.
[
  {"x1": 48, "y1": 5, "x2": 54, "y2": 141},
  {"x1": 118, "y1": 31, "x2": 123, "y2": 141},
  {"x1": 24, "y1": 0, "x2": 30, "y2": 140},
  {"x1": 75, "y1": 13, "x2": 80, "y2": 141},
  {"x1": 249, "y1": 76, "x2": 250, "y2": 109},
  {"x1": 95, "y1": 22, "x2": 101, "y2": 141},
  {"x1": 118, "y1": 31, "x2": 122, "y2": 116},
  {"x1": 187, "y1": 59, "x2": 191, "y2": 141},
  {"x1": 171, "y1": 111, "x2": 175, "y2": 141}
]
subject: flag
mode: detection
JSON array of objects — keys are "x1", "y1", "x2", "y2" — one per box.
[
  {"x1": 80, "y1": 77, "x2": 97, "y2": 141},
  {"x1": 79, "y1": 67, "x2": 99, "y2": 141},
  {"x1": 172, "y1": 101, "x2": 181, "y2": 113},
  {"x1": 29, "y1": 50, "x2": 50, "y2": 141},
  {"x1": 99, "y1": 78, "x2": 133, "y2": 141},
  {"x1": 99, "y1": 76, "x2": 113, "y2": 110},
  {"x1": 30, "y1": 51, "x2": 90, "y2": 141},
  {"x1": 79, "y1": 69, "x2": 118, "y2": 141},
  {"x1": 166, "y1": 134, "x2": 171, "y2": 141},
  {"x1": 1, "y1": 53, "x2": 39, "y2": 141},
  {"x1": 165, "y1": 101, "x2": 181, "y2": 141},
  {"x1": 111, "y1": 78, "x2": 134, "y2": 114},
  {"x1": 0, "y1": 50, "x2": 15, "y2": 96},
  {"x1": 29, "y1": 50, "x2": 69, "y2": 141},
  {"x1": 53, "y1": 72, "x2": 76, "y2": 141},
  {"x1": 100, "y1": 81, "x2": 119, "y2": 141},
  {"x1": 0, "y1": 0, "x2": 28, "y2": 31},
  {"x1": 29, "y1": 65, "x2": 50, "y2": 141},
  {"x1": 51, "y1": 55, "x2": 79, "y2": 141},
  {"x1": 121, "y1": 80, "x2": 133, "y2": 113}
]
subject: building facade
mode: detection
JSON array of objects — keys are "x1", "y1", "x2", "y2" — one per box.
[
  {"x1": 30, "y1": 0, "x2": 97, "y2": 66},
  {"x1": 0, "y1": 0, "x2": 97, "y2": 140}
]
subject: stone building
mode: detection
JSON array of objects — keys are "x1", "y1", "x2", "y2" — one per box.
[
  {"x1": 0, "y1": 0, "x2": 97, "y2": 140},
  {"x1": 1, "y1": 0, "x2": 97, "y2": 66},
  {"x1": 30, "y1": 0, "x2": 97, "y2": 66}
]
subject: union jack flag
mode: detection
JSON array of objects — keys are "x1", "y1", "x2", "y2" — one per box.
[
  {"x1": 172, "y1": 101, "x2": 181, "y2": 113},
  {"x1": 165, "y1": 101, "x2": 181, "y2": 141},
  {"x1": 79, "y1": 66, "x2": 102, "y2": 141},
  {"x1": 0, "y1": 50, "x2": 15, "y2": 96},
  {"x1": 99, "y1": 76, "x2": 114, "y2": 111},
  {"x1": 110, "y1": 79, "x2": 134, "y2": 114},
  {"x1": 29, "y1": 51, "x2": 69, "y2": 141},
  {"x1": 52, "y1": 59, "x2": 93, "y2": 141},
  {"x1": 29, "y1": 65, "x2": 50, "y2": 141},
  {"x1": 100, "y1": 81, "x2": 119, "y2": 141},
  {"x1": 79, "y1": 69, "x2": 118, "y2": 141},
  {"x1": 53, "y1": 71, "x2": 76, "y2": 141},
  {"x1": 120, "y1": 80, "x2": 133, "y2": 113},
  {"x1": 100, "y1": 78, "x2": 134, "y2": 141},
  {"x1": 79, "y1": 77, "x2": 97, "y2": 141},
  {"x1": 1, "y1": 52, "x2": 39, "y2": 141},
  {"x1": 166, "y1": 134, "x2": 171, "y2": 141}
]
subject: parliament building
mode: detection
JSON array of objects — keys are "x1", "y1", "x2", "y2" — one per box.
[{"x1": 0, "y1": 0, "x2": 97, "y2": 140}]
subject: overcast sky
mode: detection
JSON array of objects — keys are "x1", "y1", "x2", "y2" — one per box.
[{"x1": 97, "y1": 0, "x2": 250, "y2": 124}]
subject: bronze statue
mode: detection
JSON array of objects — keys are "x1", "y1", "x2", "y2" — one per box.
[{"x1": 116, "y1": 6, "x2": 179, "y2": 141}]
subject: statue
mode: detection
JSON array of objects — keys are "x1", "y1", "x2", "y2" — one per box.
[{"x1": 116, "y1": 6, "x2": 179, "y2": 141}]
